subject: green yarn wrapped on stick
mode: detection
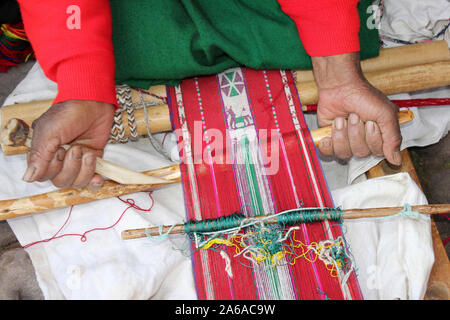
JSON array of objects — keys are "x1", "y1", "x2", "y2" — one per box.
[{"x1": 183, "y1": 208, "x2": 343, "y2": 235}]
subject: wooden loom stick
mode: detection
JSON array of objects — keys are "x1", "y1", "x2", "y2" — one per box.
[
  {"x1": 1, "y1": 99, "x2": 171, "y2": 156},
  {"x1": 295, "y1": 40, "x2": 450, "y2": 83},
  {"x1": 0, "y1": 110, "x2": 415, "y2": 220},
  {"x1": 296, "y1": 61, "x2": 450, "y2": 108},
  {"x1": 0, "y1": 119, "x2": 170, "y2": 185},
  {"x1": 311, "y1": 109, "x2": 414, "y2": 147},
  {"x1": 2, "y1": 57, "x2": 448, "y2": 155},
  {"x1": 120, "y1": 204, "x2": 450, "y2": 240},
  {"x1": 1, "y1": 109, "x2": 414, "y2": 153},
  {"x1": 0, "y1": 164, "x2": 181, "y2": 221}
]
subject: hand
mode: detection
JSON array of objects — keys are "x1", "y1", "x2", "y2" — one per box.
[
  {"x1": 22, "y1": 100, "x2": 115, "y2": 189},
  {"x1": 312, "y1": 53, "x2": 402, "y2": 165}
]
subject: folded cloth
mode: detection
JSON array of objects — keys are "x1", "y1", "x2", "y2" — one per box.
[
  {"x1": 379, "y1": 0, "x2": 450, "y2": 46},
  {"x1": 332, "y1": 172, "x2": 434, "y2": 300}
]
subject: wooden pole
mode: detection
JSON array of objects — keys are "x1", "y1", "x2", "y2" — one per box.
[
  {"x1": 296, "y1": 61, "x2": 450, "y2": 107},
  {"x1": 0, "y1": 164, "x2": 181, "y2": 221},
  {"x1": 120, "y1": 204, "x2": 450, "y2": 240},
  {"x1": 295, "y1": 40, "x2": 450, "y2": 83},
  {"x1": 310, "y1": 110, "x2": 413, "y2": 147}
]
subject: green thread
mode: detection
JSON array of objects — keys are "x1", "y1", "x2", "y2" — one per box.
[
  {"x1": 184, "y1": 212, "x2": 246, "y2": 234},
  {"x1": 276, "y1": 207, "x2": 342, "y2": 225},
  {"x1": 183, "y1": 208, "x2": 343, "y2": 235}
]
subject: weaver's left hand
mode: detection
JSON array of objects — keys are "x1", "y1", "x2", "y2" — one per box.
[{"x1": 311, "y1": 52, "x2": 402, "y2": 166}]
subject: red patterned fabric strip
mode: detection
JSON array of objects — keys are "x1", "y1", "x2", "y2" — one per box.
[{"x1": 168, "y1": 68, "x2": 363, "y2": 300}]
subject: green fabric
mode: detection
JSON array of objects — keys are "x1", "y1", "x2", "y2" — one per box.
[{"x1": 110, "y1": 0, "x2": 379, "y2": 88}]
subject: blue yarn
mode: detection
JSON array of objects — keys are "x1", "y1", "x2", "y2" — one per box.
[
  {"x1": 145, "y1": 225, "x2": 176, "y2": 242},
  {"x1": 397, "y1": 203, "x2": 422, "y2": 219}
]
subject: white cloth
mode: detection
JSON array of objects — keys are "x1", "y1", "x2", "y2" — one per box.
[
  {"x1": 379, "y1": 0, "x2": 450, "y2": 46},
  {"x1": 333, "y1": 173, "x2": 433, "y2": 300},
  {"x1": 1, "y1": 142, "x2": 197, "y2": 300}
]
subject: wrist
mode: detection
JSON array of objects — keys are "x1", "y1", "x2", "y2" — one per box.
[
  {"x1": 54, "y1": 52, "x2": 118, "y2": 108},
  {"x1": 311, "y1": 52, "x2": 365, "y2": 90}
]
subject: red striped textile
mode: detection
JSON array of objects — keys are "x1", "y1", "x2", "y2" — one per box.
[{"x1": 168, "y1": 68, "x2": 363, "y2": 300}]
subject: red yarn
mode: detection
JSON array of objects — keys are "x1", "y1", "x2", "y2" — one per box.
[
  {"x1": 22, "y1": 191, "x2": 155, "y2": 249},
  {"x1": 443, "y1": 236, "x2": 450, "y2": 246},
  {"x1": 304, "y1": 98, "x2": 450, "y2": 112}
]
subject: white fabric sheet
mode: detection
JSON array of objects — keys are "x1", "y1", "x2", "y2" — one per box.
[{"x1": 333, "y1": 173, "x2": 433, "y2": 300}]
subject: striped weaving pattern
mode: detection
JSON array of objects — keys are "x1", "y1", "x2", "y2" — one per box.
[{"x1": 168, "y1": 68, "x2": 363, "y2": 300}]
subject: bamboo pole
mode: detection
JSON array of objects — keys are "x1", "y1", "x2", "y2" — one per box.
[
  {"x1": 296, "y1": 61, "x2": 450, "y2": 107},
  {"x1": 120, "y1": 204, "x2": 450, "y2": 240},
  {"x1": 295, "y1": 40, "x2": 450, "y2": 83}
]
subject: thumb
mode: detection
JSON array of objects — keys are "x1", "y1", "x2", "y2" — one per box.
[
  {"x1": 378, "y1": 113, "x2": 402, "y2": 166},
  {"x1": 23, "y1": 131, "x2": 62, "y2": 183}
]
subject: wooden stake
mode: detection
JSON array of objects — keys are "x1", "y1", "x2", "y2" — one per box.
[{"x1": 121, "y1": 204, "x2": 450, "y2": 240}]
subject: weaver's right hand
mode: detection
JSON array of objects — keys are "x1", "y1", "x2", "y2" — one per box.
[{"x1": 22, "y1": 100, "x2": 115, "y2": 190}]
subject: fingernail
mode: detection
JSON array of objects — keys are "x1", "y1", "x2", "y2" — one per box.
[
  {"x1": 72, "y1": 147, "x2": 82, "y2": 160},
  {"x1": 22, "y1": 165, "x2": 36, "y2": 182},
  {"x1": 320, "y1": 139, "x2": 330, "y2": 148},
  {"x1": 56, "y1": 148, "x2": 65, "y2": 161},
  {"x1": 84, "y1": 154, "x2": 96, "y2": 167},
  {"x1": 89, "y1": 182, "x2": 103, "y2": 191},
  {"x1": 349, "y1": 113, "x2": 360, "y2": 125},
  {"x1": 392, "y1": 151, "x2": 402, "y2": 165},
  {"x1": 366, "y1": 121, "x2": 376, "y2": 134},
  {"x1": 335, "y1": 118, "x2": 344, "y2": 130}
]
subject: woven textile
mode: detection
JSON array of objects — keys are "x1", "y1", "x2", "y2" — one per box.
[{"x1": 168, "y1": 68, "x2": 363, "y2": 300}]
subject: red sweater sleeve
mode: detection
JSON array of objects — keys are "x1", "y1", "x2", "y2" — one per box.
[
  {"x1": 18, "y1": 0, "x2": 117, "y2": 106},
  {"x1": 277, "y1": 0, "x2": 360, "y2": 57}
]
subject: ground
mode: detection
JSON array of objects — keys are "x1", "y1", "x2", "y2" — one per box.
[{"x1": 0, "y1": 61, "x2": 448, "y2": 299}]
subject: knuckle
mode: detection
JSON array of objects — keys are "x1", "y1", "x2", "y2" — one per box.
[
  {"x1": 334, "y1": 147, "x2": 352, "y2": 160},
  {"x1": 52, "y1": 179, "x2": 68, "y2": 189},
  {"x1": 72, "y1": 181, "x2": 88, "y2": 189}
]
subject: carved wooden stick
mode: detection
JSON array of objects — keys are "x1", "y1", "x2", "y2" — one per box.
[
  {"x1": 0, "y1": 164, "x2": 181, "y2": 221},
  {"x1": 121, "y1": 204, "x2": 450, "y2": 240}
]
